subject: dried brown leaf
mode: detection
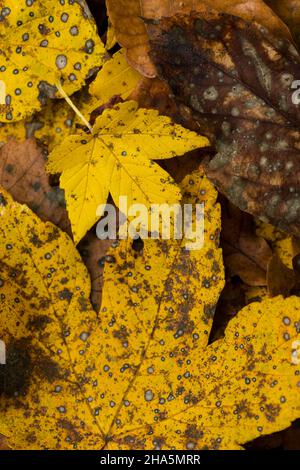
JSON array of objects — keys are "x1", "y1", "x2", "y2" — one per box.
[
  {"x1": 149, "y1": 10, "x2": 300, "y2": 236},
  {"x1": 267, "y1": 254, "x2": 296, "y2": 297},
  {"x1": 265, "y1": 0, "x2": 300, "y2": 48},
  {"x1": 0, "y1": 139, "x2": 70, "y2": 232}
]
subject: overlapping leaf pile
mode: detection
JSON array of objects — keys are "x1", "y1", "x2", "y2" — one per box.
[{"x1": 0, "y1": 0, "x2": 300, "y2": 451}]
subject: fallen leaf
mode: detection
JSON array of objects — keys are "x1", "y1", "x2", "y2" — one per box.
[
  {"x1": 256, "y1": 222, "x2": 300, "y2": 270},
  {"x1": 0, "y1": 0, "x2": 105, "y2": 122},
  {"x1": 0, "y1": 138, "x2": 70, "y2": 232},
  {"x1": 265, "y1": 0, "x2": 300, "y2": 48},
  {"x1": 106, "y1": 19, "x2": 118, "y2": 50},
  {"x1": 47, "y1": 100, "x2": 209, "y2": 243},
  {"x1": 106, "y1": 0, "x2": 157, "y2": 77},
  {"x1": 221, "y1": 200, "x2": 272, "y2": 286},
  {"x1": 106, "y1": 0, "x2": 291, "y2": 78},
  {"x1": 89, "y1": 49, "x2": 141, "y2": 104},
  {"x1": 77, "y1": 230, "x2": 115, "y2": 312},
  {"x1": 0, "y1": 137, "x2": 111, "y2": 311},
  {"x1": 267, "y1": 254, "x2": 296, "y2": 297},
  {"x1": 245, "y1": 285, "x2": 268, "y2": 304},
  {"x1": 142, "y1": 0, "x2": 291, "y2": 38},
  {"x1": 0, "y1": 172, "x2": 225, "y2": 448},
  {"x1": 1, "y1": 174, "x2": 300, "y2": 449},
  {"x1": 149, "y1": 10, "x2": 300, "y2": 236},
  {"x1": 0, "y1": 186, "x2": 104, "y2": 449}
]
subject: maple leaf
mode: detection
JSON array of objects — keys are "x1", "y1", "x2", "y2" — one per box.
[
  {"x1": 0, "y1": 0, "x2": 105, "y2": 122},
  {"x1": 1, "y1": 174, "x2": 300, "y2": 450},
  {"x1": 89, "y1": 49, "x2": 141, "y2": 104},
  {"x1": 106, "y1": 0, "x2": 157, "y2": 77},
  {"x1": 47, "y1": 100, "x2": 209, "y2": 243},
  {"x1": 148, "y1": 10, "x2": 300, "y2": 237},
  {"x1": 221, "y1": 201, "x2": 272, "y2": 286}
]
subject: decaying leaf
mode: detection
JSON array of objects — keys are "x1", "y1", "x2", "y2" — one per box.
[
  {"x1": 89, "y1": 49, "x2": 141, "y2": 104},
  {"x1": 0, "y1": 172, "x2": 224, "y2": 448},
  {"x1": 106, "y1": 0, "x2": 157, "y2": 77},
  {"x1": 47, "y1": 100, "x2": 209, "y2": 243},
  {"x1": 267, "y1": 254, "x2": 296, "y2": 297},
  {"x1": 0, "y1": 186, "x2": 104, "y2": 449},
  {"x1": 1, "y1": 174, "x2": 300, "y2": 450},
  {"x1": 0, "y1": 0, "x2": 105, "y2": 122},
  {"x1": 149, "y1": 10, "x2": 300, "y2": 237},
  {"x1": 265, "y1": 0, "x2": 300, "y2": 48},
  {"x1": 106, "y1": 0, "x2": 291, "y2": 78},
  {"x1": 0, "y1": 138, "x2": 69, "y2": 232},
  {"x1": 221, "y1": 201, "x2": 272, "y2": 286},
  {"x1": 142, "y1": 0, "x2": 291, "y2": 39}
]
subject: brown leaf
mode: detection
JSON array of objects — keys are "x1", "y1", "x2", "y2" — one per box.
[
  {"x1": 149, "y1": 10, "x2": 300, "y2": 236},
  {"x1": 221, "y1": 200, "x2": 272, "y2": 285},
  {"x1": 107, "y1": 0, "x2": 290, "y2": 78},
  {"x1": 78, "y1": 230, "x2": 114, "y2": 312},
  {"x1": 142, "y1": 0, "x2": 291, "y2": 38},
  {"x1": 267, "y1": 254, "x2": 296, "y2": 297},
  {"x1": 0, "y1": 139, "x2": 70, "y2": 233},
  {"x1": 265, "y1": 0, "x2": 300, "y2": 48},
  {"x1": 0, "y1": 138, "x2": 110, "y2": 312}
]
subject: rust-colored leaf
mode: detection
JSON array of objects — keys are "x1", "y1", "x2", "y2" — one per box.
[
  {"x1": 107, "y1": 0, "x2": 291, "y2": 78},
  {"x1": 0, "y1": 138, "x2": 70, "y2": 232},
  {"x1": 149, "y1": 10, "x2": 300, "y2": 236},
  {"x1": 267, "y1": 254, "x2": 296, "y2": 297},
  {"x1": 221, "y1": 201, "x2": 272, "y2": 286}
]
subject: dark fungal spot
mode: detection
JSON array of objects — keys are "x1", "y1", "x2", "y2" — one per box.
[
  {"x1": 0, "y1": 338, "x2": 31, "y2": 397},
  {"x1": 59, "y1": 288, "x2": 73, "y2": 302}
]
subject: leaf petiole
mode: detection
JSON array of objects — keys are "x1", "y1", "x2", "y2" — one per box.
[{"x1": 56, "y1": 80, "x2": 93, "y2": 134}]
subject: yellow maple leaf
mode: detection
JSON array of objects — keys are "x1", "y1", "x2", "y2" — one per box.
[
  {"x1": 0, "y1": 0, "x2": 105, "y2": 122},
  {"x1": 1, "y1": 173, "x2": 300, "y2": 450},
  {"x1": 47, "y1": 100, "x2": 209, "y2": 243},
  {"x1": 89, "y1": 49, "x2": 141, "y2": 104}
]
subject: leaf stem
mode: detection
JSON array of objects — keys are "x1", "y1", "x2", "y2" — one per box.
[{"x1": 56, "y1": 81, "x2": 93, "y2": 134}]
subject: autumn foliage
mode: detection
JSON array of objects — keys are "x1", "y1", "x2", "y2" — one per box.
[{"x1": 0, "y1": 0, "x2": 300, "y2": 451}]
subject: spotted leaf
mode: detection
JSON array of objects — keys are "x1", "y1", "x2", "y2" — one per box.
[
  {"x1": 1, "y1": 175, "x2": 300, "y2": 449},
  {"x1": 149, "y1": 10, "x2": 300, "y2": 237},
  {"x1": 0, "y1": 0, "x2": 105, "y2": 122},
  {"x1": 89, "y1": 49, "x2": 141, "y2": 104},
  {"x1": 46, "y1": 100, "x2": 209, "y2": 243}
]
